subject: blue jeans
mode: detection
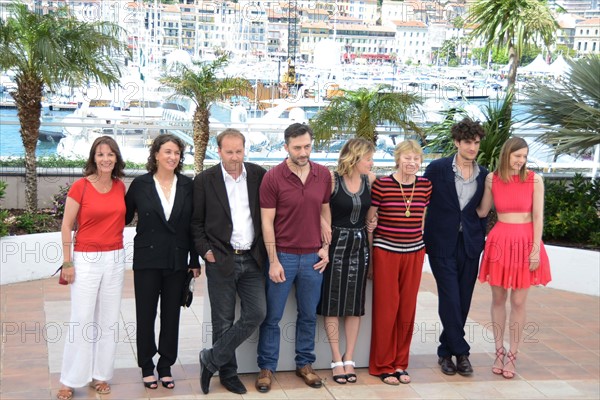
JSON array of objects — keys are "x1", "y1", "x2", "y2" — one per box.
[{"x1": 257, "y1": 252, "x2": 323, "y2": 371}]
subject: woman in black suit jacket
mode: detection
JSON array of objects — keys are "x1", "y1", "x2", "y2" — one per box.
[{"x1": 125, "y1": 134, "x2": 200, "y2": 390}]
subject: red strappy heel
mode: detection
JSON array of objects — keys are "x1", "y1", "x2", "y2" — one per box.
[
  {"x1": 502, "y1": 350, "x2": 517, "y2": 379},
  {"x1": 492, "y1": 346, "x2": 505, "y2": 375}
]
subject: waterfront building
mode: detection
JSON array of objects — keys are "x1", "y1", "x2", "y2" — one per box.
[
  {"x1": 335, "y1": 0, "x2": 378, "y2": 23},
  {"x1": 574, "y1": 17, "x2": 600, "y2": 54},
  {"x1": 391, "y1": 20, "x2": 429, "y2": 64},
  {"x1": 553, "y1": 0, "x2": 597, "y2": 16},
  {"x1": 161, "y1": 3, "x2": 182, "y2": 53},
  {"x1": 381, "y1": 0, "x2": 415, "y2": 25},
  {"x1": 4, "y1": 0, "x2": 597, "y2": 75},
  {"x1": 300, "y1": 21, "x2": 331, "y2": 62},
  {"x1": 334, "y1": 23, "x2": 396, "y2": 62}
]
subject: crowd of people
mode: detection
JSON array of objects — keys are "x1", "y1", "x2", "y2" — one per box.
[{"x1": 55, "y1": 119, "x2": 551, "y2": 400}]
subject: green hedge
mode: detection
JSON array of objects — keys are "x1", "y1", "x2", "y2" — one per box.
[
  {"x1": 0, "y1": 181, "x2": 8, "y2": 237},
  {"x1": 544, "y1": 174, "x2": 600, "y2": 247}
]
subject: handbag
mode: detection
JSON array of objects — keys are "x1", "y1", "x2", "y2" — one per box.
[
  {"x1": 54, "y1": 179, "x2": 88, "y2": 285},
  {"x1": 52, "y1": 265, "x2": 69, "y2": 285},
  {"x1": 181, "y1": 270, "x2": 195, "y2": 308}
]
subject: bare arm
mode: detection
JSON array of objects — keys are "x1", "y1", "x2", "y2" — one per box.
[
  {"x1": 529, "y1": 173, "x2": 545, "y2": 271},
  {"x1": 366, "y1": 205, "x2": 378, "y2": 279},
  {"x1": 367, "y1": 171, "x2": 377, "y2": 187},
  {"x1": 261, "y1": 207, "x2": 285, "y2": 282},
  {"x1": 476, "y1": 173, "x2": 494, "y2": 218},
  {"x1": 320, "y1": 202, "x2": 332, "y2": 237},
  {"x1": 60, "y1": 197, "x2": 80, "y2": 283},
  {"x1": 320, "y1": 170, "x2": 335, "y2": 244},
  {"x1": 314, "y1": 203, "x2": 331, "y2": 272},
  {"x1": 366, "y1": 172, "x2": 378, "y2": 231},
  {"x1": 320, "y1": 170, "x2": 337, "y2": 244},
  {"x1": 124, "y1": 180, "x2": 137, "y2": 225}
]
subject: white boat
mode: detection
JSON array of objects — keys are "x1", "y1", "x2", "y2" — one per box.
[{"x1": 56, "y1": 95, "x2": 165, "y2": 162}]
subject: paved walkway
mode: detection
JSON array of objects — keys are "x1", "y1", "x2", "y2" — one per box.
[{"x1": 1, "y1": 271, "x2": 598, "y2": 399}]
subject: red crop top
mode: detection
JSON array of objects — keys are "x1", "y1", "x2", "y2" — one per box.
[{"x1": 492, "y1": 170, "x2": 535, "y2": 213}]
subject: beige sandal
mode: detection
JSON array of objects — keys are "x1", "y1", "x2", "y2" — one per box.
[
  {"x1": 56, "y1": 387, "x2": 73, "y2": 400},
  {"x1": 90, "y1": 380, "x2": 111, "y2": 394}
]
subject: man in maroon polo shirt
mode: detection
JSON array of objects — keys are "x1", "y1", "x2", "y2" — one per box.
[{"x1": 255, "y1": 123, "x2": 332, "y2": 393}]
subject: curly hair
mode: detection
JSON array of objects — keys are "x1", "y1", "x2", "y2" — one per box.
[
  {"x1": 337, "y1": 138, "x2": 375, "y2": 177},
  {"x1": 451, "y1": 117, "x2": 486, "y2": 142},
  {"x1": 84, "y1": 136, "x2": 125, "y2": 178},
  {"x1": 146, "y1": 134, "x2": 186, "y2": 174}
]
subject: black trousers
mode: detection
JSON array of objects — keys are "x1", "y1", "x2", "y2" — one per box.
[
  {"x1": 134, "y1": 269, "x2": 187, "y2": 378},
  {"x1": 428, "y1": 233, "x2": 480, "y2": 358},
  {"x1": 202, "y1": 253, "x2": 266, "y2": 379}
]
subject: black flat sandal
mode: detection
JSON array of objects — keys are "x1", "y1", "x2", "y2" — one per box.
[
  {"x1": 379, "y1": 373, "x2": 399, "y2": 386},
  {"x1": 395, "y1": 370, "x2": 411, "y2": 384}
]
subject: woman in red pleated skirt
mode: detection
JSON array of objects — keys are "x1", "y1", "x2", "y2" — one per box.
[{"x1": 477, "y1": 137, "x2": 551, "y2": 380}]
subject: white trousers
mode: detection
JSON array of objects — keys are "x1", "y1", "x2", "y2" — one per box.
[{"x1": 59, "y1": 249, "x2": 125, "y2": 388}]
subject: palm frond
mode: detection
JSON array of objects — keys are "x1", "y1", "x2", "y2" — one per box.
[
  {"x1": 425, "y1": 93, "x2": 515, "y2": 171},
  {"x1": 160, "y1": 55, "x2": 251, "y2": 173},
  {"x1": 522, "y1": 55, "x2": 600, "y2": 154},
  {"x1": 309, "y1": 85, "x2": 421, "y2": 145},
  {"x1": 0, "y1": 2, "x2": 128, "y2": 211}
]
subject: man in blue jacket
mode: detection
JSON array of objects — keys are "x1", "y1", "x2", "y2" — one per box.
[{"x1": 424, "y1": 118, "x2": 488, "y2": 376}]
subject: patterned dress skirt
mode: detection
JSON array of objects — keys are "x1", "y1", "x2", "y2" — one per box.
[
  {"x1": 479, "y1": 221, "x2": 552, "y2": 289},
  {"x1": 317, "y1": 226, "x2": 369, "y2": 316}
]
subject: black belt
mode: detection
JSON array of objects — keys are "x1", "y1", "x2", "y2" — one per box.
[{"x1": 233, "y1": 249, "x2": 251, "y2": 255}]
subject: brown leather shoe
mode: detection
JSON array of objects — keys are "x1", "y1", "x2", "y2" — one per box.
[
  {"x1": 255, "y1": 369, "x2": 272, "y2": 393},
  {"x1": 295, "y1": 364, "x2": 323, "y2": 388}
]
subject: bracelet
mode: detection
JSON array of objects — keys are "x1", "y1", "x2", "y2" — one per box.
[{"x1": 62, "y1": 261, "x2": 74, "y2": 269}]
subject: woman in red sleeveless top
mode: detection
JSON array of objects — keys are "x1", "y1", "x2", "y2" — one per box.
[{"x1": 477, "y1": 137, "x2": 551, "y2": 380}]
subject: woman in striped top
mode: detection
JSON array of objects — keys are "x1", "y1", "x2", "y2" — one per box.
[{"x1": 366, "y1": 139, "x2": 432, "y2": 385}]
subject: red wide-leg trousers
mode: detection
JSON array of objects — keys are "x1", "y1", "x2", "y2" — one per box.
[{"x1": 369, "y1": 247, "x2": 425, "y2": 375}]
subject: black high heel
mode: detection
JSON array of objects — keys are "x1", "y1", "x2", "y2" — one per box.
[
  {"x1": 142, "y1": 376, "x2": 158, "y2": 389},
  {"x1": 160, "y1": 378, "x2": 175, "y2": 389},
  {"x1": 330, "y1": 361, "x2": 347, "y2": 384}
]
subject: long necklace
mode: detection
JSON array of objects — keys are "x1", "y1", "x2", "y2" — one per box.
[
  {"x1": 156, "y1": 176, "x2": 174, "y2": 199},
  {"x1": 398, "y1": 177, "x2": 416, "y2": 217}
]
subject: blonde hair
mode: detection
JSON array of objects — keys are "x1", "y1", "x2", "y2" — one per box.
[
  {"x1": 496, "y1": 137, "x2": 529, "y2": 183},
  {"x1": 217, "y1": 128, "x2": 246, "y2": 147},
  {"x1": 393, "y1": 139, "x2": 423, "y2": 169},
  {"x1": 336, "y1": 138, "x2": 375, "y2": 177}
]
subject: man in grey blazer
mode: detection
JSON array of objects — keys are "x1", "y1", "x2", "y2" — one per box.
[
  {"x1": 424, "y1": 118, "x2": 488, "y2": 377},
  {"x1": 192, "y1": 129, "x2": 267, "y2": 395}
]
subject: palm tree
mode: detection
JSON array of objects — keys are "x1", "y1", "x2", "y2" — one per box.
[
  {"x1": 468, "y1": 0, "x2": 557, "y2": 115},
  {"x1": 0, "y1": 2, "x2": 127, "y2": 212},
  {"x1": 309, "y1": 84, "x2": 422, "y2": 145},
  {"x1": 376, "y1": 0, "x2": 383, "y2": 25},
  {"x1": 160, "y1": 55, "x2": 252, "y2": 173},
  {"x1": 522, "y1": 55, "x2": 600, "y2": 155}
]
